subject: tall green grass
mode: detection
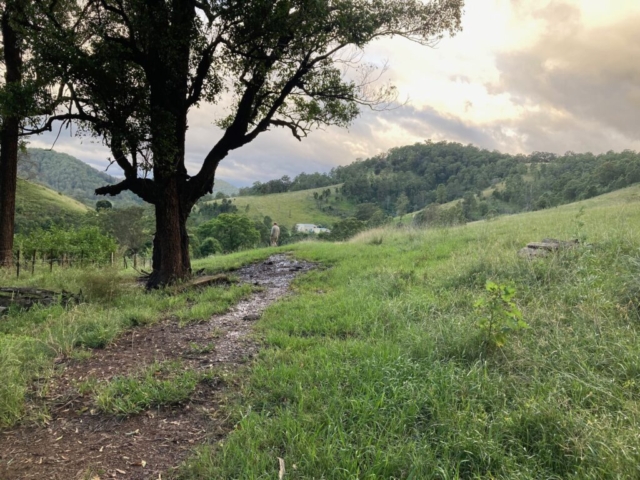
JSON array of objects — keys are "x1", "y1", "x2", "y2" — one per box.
[{"x1": 178, "y1": 185, "x2": 640, "y2": 479}]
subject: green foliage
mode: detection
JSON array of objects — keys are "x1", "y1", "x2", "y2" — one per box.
[
  {"x1": 95, "y1": 200, "x2": 112, "y2": 211},
  {"x1": 395, "y1": 193, "x2": 410, "y2": 217},
  {"x1": 257, "y1": 142, "x2": 640, "y2": 221},
  {"x1": 96, "y1": 206, "x2": 153, "y2": 253},
  {"x1": 413, "y1": 203, "x2": 466, "y2": 227},
  {"x1": 199, "y1": 237, "x2": 223, "y2": 257},
  {"x1": 474, "y1": 281, "x2": 528, "y2": 348},
  {"x1": 196, "y1": 214, "x2": 260, "y2": 253},
  {"x1": 15, "y1": 225, "x2": 117, "y2": 261},
  {"x1": 324, "y1": 217, "x2": 366, "y2": 241},
  {"x1": 190, "y1": 198, "x2": 239, "y2": 226}
]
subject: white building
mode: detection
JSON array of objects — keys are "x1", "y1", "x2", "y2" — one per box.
[{"x1": 295, "y1": 223, "x2": 331, "y2": 234}]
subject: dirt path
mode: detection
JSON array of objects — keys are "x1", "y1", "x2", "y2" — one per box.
[{"x1": 0, "y1": 255, "x2": 315, "y2": 480}]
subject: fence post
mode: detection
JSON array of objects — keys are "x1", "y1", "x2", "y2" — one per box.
[
  {"x1": 123, "y1": 255, "x2": 128, "y2": 269},
  {"x1": 133, "y1": 253, "x2": 137, "y2": 269},
  {"x1": 16, "y1": 249, "x2": 20, "y2": 279},
  {"x1": 110, "y1": 252, "x2": 114, "y2": 267},
  {"x1": 32, "y1": 251, "x2": 36, "y2": 275},
  {"x1": 49, "y1": 250, "x2": 54, "y2": 273}
]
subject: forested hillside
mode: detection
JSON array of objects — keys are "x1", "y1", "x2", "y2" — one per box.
[
  {"x1": 336, "y1": 143, "x2": 640, "y2": 218},
  {"x1": 19, "y1": 149, "x2": 143, "y2": 206},
  {"x1": 19, "y1": 149, "x2": 239, "y2": 206},
  {"x1": 240, "y1": 142, "x2": 640, "y2": 223}
]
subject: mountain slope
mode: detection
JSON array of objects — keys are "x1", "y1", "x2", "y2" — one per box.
[
  {"x1": 19, "y1": 148, "x2": 239, "y2": 206},
  {"x1": 213, "y1": 185, "x2": 355, "y2": 228},
  {"x1": 15, "y1": 178, "x2": 89, "y2": 233}
]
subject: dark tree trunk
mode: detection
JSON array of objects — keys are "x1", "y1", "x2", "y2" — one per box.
[
  {"x1": 0, "y1": 5, "x2": 22, "y2": 268},
  {"x1": 147, "y1": 177, "x2": 192, "y2": 288},
  {"x1": 144, "y1": 0, "x2": 195, "y2": 288}
]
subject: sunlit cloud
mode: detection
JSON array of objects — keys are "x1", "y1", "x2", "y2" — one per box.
[{"x1": 29, "y1": 0, "x2": 640, "y2": 187}]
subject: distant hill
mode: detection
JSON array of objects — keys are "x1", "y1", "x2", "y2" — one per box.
[
  {"x1": 15, "y1": 178, "x2": 89, "y2": 234},
  {"x1": 238, "y1": 142, "x2": 640, "y2": 223},
  {"x1": 209, "y1": 185, "x2": 355, "y2": 229},
  {"x1": 18, "y1": 148, "x2": 239, "y2": 206},
  {"x1": 212, "y1": 178, "x2": 239, "y2": 196}
]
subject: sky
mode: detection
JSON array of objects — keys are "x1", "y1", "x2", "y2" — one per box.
[{"x1": 31, "y1": 0, "x2": 640, "y2": 187}]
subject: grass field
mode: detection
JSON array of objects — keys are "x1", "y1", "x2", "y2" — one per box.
[
  {"x1": 15, "y1": 178, "x2": 89, "y2": 232},
  {"x1": 220, "y1": 185, "x2": 355, "y2": 228},
  {"x1": 178, "y1": 184, "x2": 640, "y2": 478},
  {"x1": 16, "y1": 179, "x2": 89, "y2": 214},
  {"x1": 3, "y1": 184, "x2": 640, "y2": 477}
]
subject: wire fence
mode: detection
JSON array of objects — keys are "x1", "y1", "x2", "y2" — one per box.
[{"x1": 11, "y1": 250, "x2": 150, "y2": 279}]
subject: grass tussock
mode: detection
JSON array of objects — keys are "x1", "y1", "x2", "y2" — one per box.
[
  {"x1": 177, "y1": 185, "x2": 640, "y2": 479},
  {"x1": 95, "y1": 361, "x2": 201, "y2": 415}
]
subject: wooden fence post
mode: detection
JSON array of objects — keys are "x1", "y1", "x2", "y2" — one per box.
[
  {"x1": 123, "y1": 256, "x2": 128, "y2": 269},
  {"x1": 49, "y1": 250, "x2": 54, "y2": 272},
  {"x1": 133, "y1": 253, "x2": 137, "y2": 269},
  {"x1": 16, "y1": 249, "x2": 20, "y2": 279},
  {"x1": 110, "y1": 252, "x2": 114, "y2": 266},
  {"x1": 32, "y1": 251, "x2": 36, "y2": 275}
]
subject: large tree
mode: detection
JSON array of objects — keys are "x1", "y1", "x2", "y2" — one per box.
[
  {"x1": 31, "y1": 0, "x2": 463, "y2": 286},
  {"x1": 0, "y1": 0, "x2": 25, "y2": 266},
  {"x1": 0, "y1": 0, "x2": 66, "y2": 266}
]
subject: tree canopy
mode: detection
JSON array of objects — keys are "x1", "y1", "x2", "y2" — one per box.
[{"x1": 24, "y1": 0, "x2": 464, "y2": 286}]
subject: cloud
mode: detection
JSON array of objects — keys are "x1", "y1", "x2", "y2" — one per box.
[
  {"x1": 24, "y1": 0, "x2": 640, "y2": 188},
  {"x1": 489, "y1": 4, "x2": 640, "y2": 152}
]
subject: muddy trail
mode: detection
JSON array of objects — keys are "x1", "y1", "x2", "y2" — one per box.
[{"x1": 0, "y1": 255, "x2": 315, "y2": 480}]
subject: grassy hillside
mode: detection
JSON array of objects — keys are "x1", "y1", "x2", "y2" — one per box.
[
  {"x1": 19, "y1": 148, "x2": 238, "y2": 206},
  {"x1": 20, "y1": 148, "x2": 144, "y2": 207},
  {"x1": 15, "y1": 178, "x2": 89, "y2": 233},
  {"x1": 3, "y1": 185, "x2": 640, "y2": 477},
  {"x1": 180, "y1": 184, "x2": 640, "y2": 478},
  {"x1": 224, "y1": 184, "x2": 355, "y2": 227},
  {"x1": 211, "y1": 178, "x2": 240, "y2": 196}
]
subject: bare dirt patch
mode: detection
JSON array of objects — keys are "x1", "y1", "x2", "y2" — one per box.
[{"x1": 0, "y1": 254, "x2": 315, "y2": 480}]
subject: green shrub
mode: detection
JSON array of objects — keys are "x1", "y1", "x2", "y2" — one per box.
[{"x1": 474, "y1": 281, "x2": 528, "y2": 348}]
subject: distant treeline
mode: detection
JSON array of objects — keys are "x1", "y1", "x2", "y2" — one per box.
[
  {"x1": 239, "y1": 141, "x2": 640, "y2": 219},
  {"x1": 238, "y1": 172, "x2": 336, "y2": 196}
]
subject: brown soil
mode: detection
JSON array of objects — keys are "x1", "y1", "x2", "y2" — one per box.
[{"x1": 0, "y1": 254, "x2": 315, "y2": 480}]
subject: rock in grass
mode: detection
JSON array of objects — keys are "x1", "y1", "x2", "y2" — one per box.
[{"x1": 518, "y1": 238, "x2": 579, "y2": 258}]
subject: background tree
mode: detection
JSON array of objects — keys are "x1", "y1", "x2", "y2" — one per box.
[
  {"x1": 96, "y1": 200, "x2": 113, "y2": 211},
  {"x1": 436, "y1": 184, "x2": 448, "y2": 204},
  {"x1": 30, "y1": 0, "x2": 464, "y2": 286},
  {"x1": 98, "y1": 206, "x2": 153, "y2": 255},
  {"x1": 395, "y1": 193, "x2": 410, "y2": 217},
  {"x1": 196, "y1": 213, "x2": 260, "y2": 253}
]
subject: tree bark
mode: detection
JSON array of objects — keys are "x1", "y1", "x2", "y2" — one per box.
[
  {"x1": 147, "y1": 177, "x2": 192, "y2": 288},
  {"x1": 0, "y1": 4, "x2": 23, "y2": 268}
]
